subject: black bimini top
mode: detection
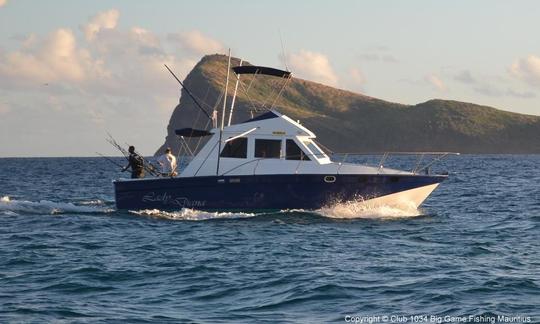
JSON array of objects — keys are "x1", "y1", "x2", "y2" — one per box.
[
  {"x1": 232, "y1": 66, "x2": 291, "y2": 78},
  {"x1": 175, "y1": 128, "x2": 213, "y2": 137},
  {"x1": 242, "y1": 111, "x2": 280, "y2": 123}
]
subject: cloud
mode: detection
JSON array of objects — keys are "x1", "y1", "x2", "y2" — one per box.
[
  {"x1": 347, "y1": 67, "x2": 366, "y2": 92},
  {"x1": 0, "y1": 9, "x2": 234, "y2": 156},
  {"x1": 358, "y1": 53, "x2": 398, "y2": 63},
  {"x1": 84, "y1": 9, "x2": 119, "y2": 41},
  {"x1": 0, "y1": 0, "x2": 6, "y2": 7},
  {"x1": 287, "y1": 50, "x2": 338, "y2": 86},
  {"x1": 506, "y1": 89, "x2": 536, "y2": 99},
  {"x1": 474, "y1": 85, "x2": 503, "y2": 97},
  {"x1": 167, "y1": 30, "x2": 225, "y2": 56},
  {"x1": 0, "y1": 20, "x2": 196, "y2": 98},
  {"x1": 454, "y1": 70, "x2": 476, "y2": 84},
  {"x1": 450, "y1": 68, "x2": 535, "y2": 99},
  {"x1": 425, "y1": 74, "x2": 446, "y2": 91},
  {"x1": 510, "y1": 55, "x2": 540, "y2": 86},
  {"x1": 472, "y1": 84, "x2": 535, "y2": 99},
  {"x1": 357, "y1": 46, "x2": 398, "y2": 63},
  {"x1": 0, "y1": 28, "x2": 106, "y2": 86}
]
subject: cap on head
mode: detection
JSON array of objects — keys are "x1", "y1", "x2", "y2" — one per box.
[{"x1": 128, "y1": 146, "x2": 135, "y2": 153}]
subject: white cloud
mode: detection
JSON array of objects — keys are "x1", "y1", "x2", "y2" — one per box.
[
  {"x1": 425, "y1": 74, "x2": 446, "y2": 91},
  {"x1": 510, "y1": 55, "x2": 540, "y2": 86},
  {"x1": 0, "y1": 0, "x2": 7, "y2": 8},
  {"x1": 0, "y1": 28, "x2": 107, "y2": 86},
  {"x1": 84, "y1": 9, "x2": 119, "y2": 41},
  {"x1": 287, "y1": 50, "x2": 338, "y2": 87},
  {"x1": 167, "y1": 30, "x2": 225, "y2": 56},
  {"x1": 347, "y1": 67, "x2": 366, "y2": 92},
  {"x1": 350, "y1": 68, "x2": 365, "y2": 84},
  {"x1": 0, "y1": 9, "x2": 230, "y2": 156}
]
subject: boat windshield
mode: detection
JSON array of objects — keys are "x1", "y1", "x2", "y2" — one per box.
[{"x1": 303, "y1": 140, "x2": 327, "y2": 159}]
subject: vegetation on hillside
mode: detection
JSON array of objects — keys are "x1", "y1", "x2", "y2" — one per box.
[{"x1": 156, "y1": 54, "x2": 540, "y2": 155}]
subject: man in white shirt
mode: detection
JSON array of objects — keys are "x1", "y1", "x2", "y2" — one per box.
[{"x1": 157, "y1": 147, "x2": 177, "y2": 177}]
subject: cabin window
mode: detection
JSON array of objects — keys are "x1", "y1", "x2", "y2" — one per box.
[
  {"x1": 254, "y1": 139, "x2": 281, "y2": 158},
  {"x1": 303, "y1": 140, "x2": 326, "y2": 159},
  {"x1": 286, "y1": 139, "x2": 310, "y2": 160},
  {"x1": 220, "y1": 137, "x2": 247, "y2": 158}
]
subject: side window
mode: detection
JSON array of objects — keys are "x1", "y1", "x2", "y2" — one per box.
[
  {"x1": 254, "y1": 139, "x2": 281, "y2": 158},
  {"x1": 303, "y1": 140, "x2": 327, "y2": 159},
  {"x1": 220, "y1": 137, "x2": 247, "y2": 158},
  {"x1": 286, "y1": 139, "x2": 310, "y2": 161}
]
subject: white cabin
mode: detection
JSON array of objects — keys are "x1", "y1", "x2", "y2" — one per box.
[{"x1": 180, "y1": 110, "x2": 411, "y2": 177}]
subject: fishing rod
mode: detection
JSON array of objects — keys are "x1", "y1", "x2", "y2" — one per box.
[
  {"x1": 106, "y1": 133, "x2": 160, "y2": 176},
  {"x1": 164, "y1": 64, "x2": 212, "y2": 121},
  {"x1": 96, "y1": 152, "x2": 125, "y2": 169},
  {"x1": 124, "y1": 142, "x2": 161, "y2": 177},
  {"x1": 106, "y1": 133, "x2": 129, "y2": 159}
]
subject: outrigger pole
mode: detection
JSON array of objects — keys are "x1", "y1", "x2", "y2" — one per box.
[
  {"x1": 227, "y1": 59, "x2": 243, "y2": 126},
  {"x1": 216, "y1": 49, "x2": 232, "y2": 176},
  {"x1": 164, "y1": 64, "x2": 212, "y2": 121}
]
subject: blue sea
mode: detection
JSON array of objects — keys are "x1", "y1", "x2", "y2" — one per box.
[{"x1": 0, "y1": 155, "x2": 539, "y2": 323}]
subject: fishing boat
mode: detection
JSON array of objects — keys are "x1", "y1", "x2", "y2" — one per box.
[{"x1": 113, "y1": 57, "x2": 455, "y2": 211}]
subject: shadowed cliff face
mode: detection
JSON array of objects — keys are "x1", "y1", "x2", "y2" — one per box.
[{"x1": 156, "y1": 54, "x2": 540, "y2": 155}]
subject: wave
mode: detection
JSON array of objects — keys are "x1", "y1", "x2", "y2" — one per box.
[
  {"x1": 77, "y1": 199, "x2": 106, "y2": 206},
  {"x1": 0, "y1": 196, "x2": 113, "y2": 215},
  {"x1": 130, "y1": 208, "x2": 259, "y2": 221},
  {"x1": 315, "y1": 199, "x2": 423, "y2": 219}
]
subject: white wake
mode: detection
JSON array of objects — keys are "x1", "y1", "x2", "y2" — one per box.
[
  {"x1": 130, "y1": 208, "x2": 259, "y2": 221},
  {"x1": 315, "y1": 199, "x2": 423, "y2": 219},
  {"x1": 0, "y1": 196, "x2": 113, "y2": 215},
  {"x1": 1, "y1": 195, "x2": 424, "y2": 220}
]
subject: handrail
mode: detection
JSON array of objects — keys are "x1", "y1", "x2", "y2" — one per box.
[
  {"x1": 331, "y1": 151, "x2": 460, "y2": 156},
  {"x1": 331, "y1": 151, "x2": 459, "y2": 175},
  {"x1": 172, "y1": 151, "x2": 459, "y2": 178}
]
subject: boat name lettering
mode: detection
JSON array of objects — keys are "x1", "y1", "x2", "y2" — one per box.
[{"x1": 142, "y1": 192, "x2": 206, "y2": 207}]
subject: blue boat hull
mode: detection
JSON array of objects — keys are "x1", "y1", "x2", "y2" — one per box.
[{"x1": 113, "y1": 174, "x2": 446, "y2": 211}]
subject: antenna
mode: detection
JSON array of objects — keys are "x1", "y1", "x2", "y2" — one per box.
[{"x1": 279, "y1": 29, "x2": 290, "y2": 72}]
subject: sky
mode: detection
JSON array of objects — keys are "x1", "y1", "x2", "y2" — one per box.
[{"x1": 1, "y1": 0, "x2": 539, "y2": 157}]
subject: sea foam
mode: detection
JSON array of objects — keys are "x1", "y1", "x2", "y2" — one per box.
[
  {"x1": 130, "y1": 208, "x2": 258, "y2": 221},
  {"x1": 316, "y1": 199, "x2": 422, "y2": 219},
  {"x1": 0, "y1": 196, "x2": 113, "y2": 215}
]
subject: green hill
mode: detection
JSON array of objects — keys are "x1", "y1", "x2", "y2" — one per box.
[{"x1": 156, "y1": 54, "x2": 540, "y2": 155}]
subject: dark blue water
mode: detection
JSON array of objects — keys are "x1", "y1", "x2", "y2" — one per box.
[{"x1": 0, "y1": 156, "x2": 539, "y2": 323}]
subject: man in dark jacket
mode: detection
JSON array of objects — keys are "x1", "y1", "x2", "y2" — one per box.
[{"x1": 122, "y1": 146, "x2": 145, "y2": 178}]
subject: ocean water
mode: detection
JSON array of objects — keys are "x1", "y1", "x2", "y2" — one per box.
[{"x1": 0, "y1": 155, "x2": 538, "y2": 323}]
